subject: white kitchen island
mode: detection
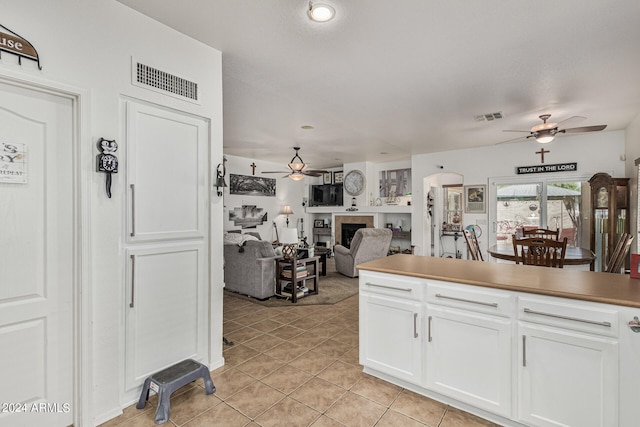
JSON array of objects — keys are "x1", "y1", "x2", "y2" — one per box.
[{"x1": 357, "y1": 254, "x2": 640, "y2": 427}]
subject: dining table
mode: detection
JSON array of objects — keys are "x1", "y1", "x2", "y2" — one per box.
[{"x1": 487, "y1": 243, "x2": 596, "y2": 266}]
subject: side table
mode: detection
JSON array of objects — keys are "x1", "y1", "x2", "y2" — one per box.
[{"x1": 276, "y1": 256, "x2": 319, "y2": 303}]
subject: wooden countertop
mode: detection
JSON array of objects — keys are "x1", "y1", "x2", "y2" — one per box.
[{"x1": 358, "y1": 254, "x2": 640, "y2": 308}]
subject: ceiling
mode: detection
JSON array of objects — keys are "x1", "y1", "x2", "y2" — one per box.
[{"x1": 117, "y1": 0, "x2": 640, "y2": 169}]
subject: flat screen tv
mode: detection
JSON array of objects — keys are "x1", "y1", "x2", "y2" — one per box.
[{"x1": 309, "y1": 184, "x2": 343, "y2": 207}]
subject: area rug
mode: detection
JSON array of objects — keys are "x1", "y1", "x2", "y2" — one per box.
[{"x1": 224, "y1": 258, "x2": 359, "y2": 307}]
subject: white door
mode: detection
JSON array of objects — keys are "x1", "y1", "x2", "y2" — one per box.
[
  {"x1": 123, "y1": 100, "x2": 209, "y2": 401},
  {"x1": 0, "y1": 82, "x2": 74, "y2": 426},
  {"x1": 360, "y1": 293, "x2": 423, "y2": 385},
  {"x1": 518, "y1": 323, "x2": 618, "y2": 427},
  {"x1": 426, "y1": 305, "x2": 512, "y2": 417}
]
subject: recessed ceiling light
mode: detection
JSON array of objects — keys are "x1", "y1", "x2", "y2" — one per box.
[
  {"x1": 308, "y1": 2, "x2": 335, "y2": 22},
  {"x1": 301, "y1": 125, "x2": 314, "y2": 130}
]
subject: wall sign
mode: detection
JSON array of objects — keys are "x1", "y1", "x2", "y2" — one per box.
[
  {"x1": 0, "y1": 24, "x2": 41, "y2": 69},
  {"x1": 516, "y1": 162, "x2": 577, "y2": 175},
  {"x1": 0, "y1": 141, "x2": 27, "y2": 183}
]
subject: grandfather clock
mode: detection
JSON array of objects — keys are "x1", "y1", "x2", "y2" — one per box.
[{"x1": 588, "y1": 173, "x2": 629, "y2": 271}]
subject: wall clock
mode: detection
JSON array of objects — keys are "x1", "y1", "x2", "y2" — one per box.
[{"x1": 344, "y1": 169, "x2": 365, "y2": 196}]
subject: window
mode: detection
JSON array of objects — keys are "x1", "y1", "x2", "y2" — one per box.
[{"x1": 490, "y1": 176, "x2": 589, "y2": 248}]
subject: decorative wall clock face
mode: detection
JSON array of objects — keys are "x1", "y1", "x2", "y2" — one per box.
[{"x1": 344, "y1": 169, "x2": 365, "y2": 196}]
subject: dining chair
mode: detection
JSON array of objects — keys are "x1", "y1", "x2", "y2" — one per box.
[
  {"x1": 521, "y1": 228, "x2": 560, "y2": 240},
  {"x1": 512, "y1": 235, "x2": 568, "y2": 268},
  {"x1": 463, "y1": 228, "x2": 484, "y2": 261},
  {"x1": 605, "y1": 233, "x2": 634, "y2": 274}
]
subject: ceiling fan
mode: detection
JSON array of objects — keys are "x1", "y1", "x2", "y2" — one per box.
[
  {"x1": 262, "y1": 147, "x2": 328, "y2": 180},
  {"x1": 499, "y1": 114, "x2": 607, "y2": 144}
]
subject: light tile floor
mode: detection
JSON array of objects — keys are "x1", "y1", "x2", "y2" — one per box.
[{"x1": 100, "y1": 293, "x2": 501, "y2": 427}]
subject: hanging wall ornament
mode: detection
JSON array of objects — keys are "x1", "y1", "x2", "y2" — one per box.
[{"x1": 96, "y1": 138, "x2": 118, "y2": 198}]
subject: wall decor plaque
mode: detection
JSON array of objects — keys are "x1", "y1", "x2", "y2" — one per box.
[{"x1": 0, "y1": 24, "x2": 41, "y2": 69}]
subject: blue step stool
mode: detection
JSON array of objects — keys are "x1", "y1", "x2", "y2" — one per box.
[{"x1": 136, "y1": 359, "x2": 216, "y2": 424}]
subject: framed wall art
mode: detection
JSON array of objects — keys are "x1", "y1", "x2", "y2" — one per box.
[
  {"x1": 464, "y1": 184, "x2": 486, "y2": 213},
  {"x1": 323, "y1": 172, "x2": 332, "y2": 184},
  {"x1": 333, "y1": 171, "x2": 343, "y2": 184}
]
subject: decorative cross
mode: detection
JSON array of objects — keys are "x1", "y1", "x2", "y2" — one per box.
[
  {"x1": 250, "y1": 162, "x2": 257, "y2": 175},
  {"x1": 535, "y1": 148, "x2": 550, "y2": 164}
]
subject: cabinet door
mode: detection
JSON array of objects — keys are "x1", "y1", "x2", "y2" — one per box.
[
  {"x1": 124, "y1": 244, "x2": 208, "y2": 393},
  {"x1": 518, "y1": 323, "x2": 618, "y2": 427},
  {"x1": 360, "y1": 293, "x2": 423, "y2": 385},
  {"x1": 426, "y1": 305, "x2": 512, "y2": 417},
  {"x1": 126, "y1": 101, "x2": 208, "y2": 242}
]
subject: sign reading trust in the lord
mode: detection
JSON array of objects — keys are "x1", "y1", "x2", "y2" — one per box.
[
  {"x1": 516, "y1": 162, "x2": 577, "y2": 175},
  {"x1": 0, "y1": 142, "x2": 28, "y2": 183}
]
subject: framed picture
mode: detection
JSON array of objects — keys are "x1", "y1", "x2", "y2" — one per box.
[
  {"x1": 323, "y1": 172, "x2": 332, "y2": 184},
  {"x1": 385, "y1": 223, "x2": 393, "y2": 229},
  {"x1": 314, "y1": 219, "x2": 325, "y2": 228},
  {"x1": 333, "y1": 171, "x2": 344, "y2": 184},
  {"x1": 464, "y1": 184, "x2": 486, "y2": 213}
]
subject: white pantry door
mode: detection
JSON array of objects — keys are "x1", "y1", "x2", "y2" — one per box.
[{"x1": 0, "y1": 82, "x2": 74, "y2": 427}]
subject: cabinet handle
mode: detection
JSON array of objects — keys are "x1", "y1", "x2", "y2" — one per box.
[
  {"x1": 413, "y1": 313, "x2": 418, "y2": 338},
  {"x1": 435, "y1": 293, "x2": 498, "y2": 308},
  {"x1": 130, "y1": 184, "x2": 136, "y2": 237},
  {"x1": 365, "y1": 282, "x2": 412, "y2": 292},
  {"x1": 129, "y1": 255, "x2": 136, "y2": 308},
  {"x1": 522, "y1": 335, "x2": 526, "y2": 367},
  {"x1": 523, "y1": 308, "x2": 611, "y2": 327},
  {"x1": 428, "y1": 316, "x2": 432, "y2": 342}
]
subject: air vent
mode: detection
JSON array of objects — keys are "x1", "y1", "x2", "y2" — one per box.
[
  {"x1": 474, "y1": 111, "x2": 503, "y2": 122},
  {"x1": 133, "y1": 61, "x2": 199, "y2": 103}
]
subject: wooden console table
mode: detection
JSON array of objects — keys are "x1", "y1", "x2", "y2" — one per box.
[{"x1": 276, "y1": 256, "x2": 320, "y2": 303}]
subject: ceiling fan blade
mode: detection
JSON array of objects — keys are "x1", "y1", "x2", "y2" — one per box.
[
  {"x1": 560, "y1": 124, "x2": 607, "y2": 134},
  {"x1": 555, "y1": 116, "x2": 586, "y2": 129},
  {"x1": 262, "y1": 170, "x2": 290, "y2": 174},
  {"x1": 305, "y1": 169, "x2": 329, "y2": 173},
  {"x1": 302, "y1": 172, "x2": 323, "y2": 177},
  {"x1": 502, "y1": 129, "x2": 531, "y2": 133},
  {"x1": 495, "y1": 135, "x2": 533, "y2": 145}
]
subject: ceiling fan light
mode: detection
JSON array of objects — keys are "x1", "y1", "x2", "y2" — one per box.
[
  {"x1": 308, "y1": 2, "x2": 335, "y2": 22},
  {"x1": 289, "y1": 172, "x2": 305, "y2": 181},
  {"x1": 288, "y1": 162, "x2": 305, "y2": 171},
  {"x1": 536, "y1": 132, "x2": 555, "y2": 144}
]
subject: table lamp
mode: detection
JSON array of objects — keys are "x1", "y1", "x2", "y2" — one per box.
[
  {"x1": 280, "y1": 205, "x2": 293, "y2": 227},
  {"x1": 280, "y1": 227, "x2": 299, "y2": 260}
]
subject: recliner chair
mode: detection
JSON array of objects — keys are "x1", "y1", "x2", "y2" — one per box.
[{"x1": 334, "y1": 228, "x2": 393, "y2": 277}]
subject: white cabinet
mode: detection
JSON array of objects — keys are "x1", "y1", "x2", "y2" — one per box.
[
  {"x1": 126, "y1": 100, "x2": 207, "y2": 243},
  {"x1": 425, "y1": 281, "x2": 513, "y2": 416},
  {"x1": 359, "y1": 271, "x2": 425, "y2": 385},
  {"x1": 360, "y1": 294, "x2": 423, "y2": 385},
  {"x1": 359, "y1": 270, "x2": 631, "y2": 427},
  {"x1": 123, "y1": 100, "x2": 210, "y2": 399},
  {"x1": 517, "y1": 298, "x2": 619, "y2": 427},
  {"x1": 124, "y1": 244, "x2": 208, "y2": 393},
  {"x1": 426, "y1": 305, "x2": 512, "y2": 417}
]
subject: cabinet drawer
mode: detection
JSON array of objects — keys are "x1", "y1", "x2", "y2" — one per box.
[
  {"x1": 360, "y1": 271, "x2": 425, "y2": 301},
  {"x1": 518, "y1": 296, "x2": 618, "y2": 337},
  {"x1": 426, "y1": 281, "x2": 513, "y2": 317}
]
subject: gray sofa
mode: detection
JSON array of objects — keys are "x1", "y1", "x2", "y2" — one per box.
[
  {"x1": 223, "y1": 234, "x2": 280, "y2": 299},
  {"x1": 334, "y1": 227, "x2": 393, "y2": 277}
]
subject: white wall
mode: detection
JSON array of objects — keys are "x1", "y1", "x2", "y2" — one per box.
[
  {"x1": 1, "y1": 1, "x2": 223, "y2": 425},
  {"x1": 223, "y1": 155, "x2": 306, "y2": 241},
  {"x1": 411, "y1": 131, "x2": 627, "y2": 256},
  {"x1": 625, "y1": 113, "x2": 640, "y2": 253}
]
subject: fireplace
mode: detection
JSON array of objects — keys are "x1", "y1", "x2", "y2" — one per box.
[
  {"x1": 341, "y1": 223, "x2": 366, "y2": 248},
  {"x1": 334, "y1": 215, "x2": 374, "y2": 248}
]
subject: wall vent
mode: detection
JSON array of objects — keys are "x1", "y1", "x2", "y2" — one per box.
[
  {"x1": 474, "y1": 111, "x2": 503, "y2": 122},
  {"x1": 133, "y1": 61, "x2": 199, "y2": 103}
]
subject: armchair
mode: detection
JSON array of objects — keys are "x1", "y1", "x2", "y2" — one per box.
[
  {"x1": 224, "y1": 238, "x2": 280, "y2": 299},
  {"x1": 334, "y1": 228, "x2": 393, "y2": 277}
]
